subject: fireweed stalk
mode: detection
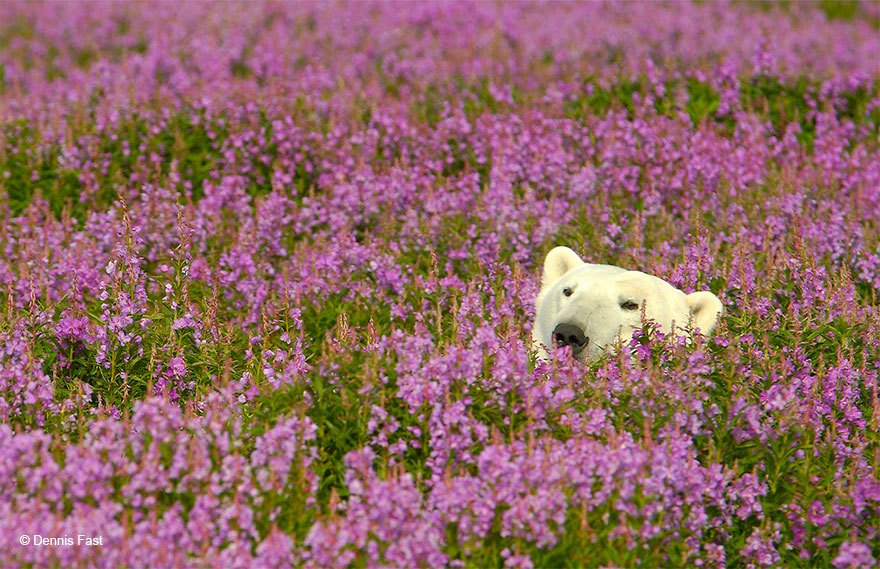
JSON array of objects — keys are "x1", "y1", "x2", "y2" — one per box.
[{"x1": 1, "y1": 1, "x2": 879, "y2": 568}]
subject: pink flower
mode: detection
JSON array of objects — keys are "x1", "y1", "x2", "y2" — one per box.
[{"x1": 169, "y1": 357, "x2": 186, "y2": 378}]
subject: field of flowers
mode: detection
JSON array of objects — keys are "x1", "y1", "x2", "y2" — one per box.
[{"x1": 1, "y1": 1, "x2": 879, "y2": 568}]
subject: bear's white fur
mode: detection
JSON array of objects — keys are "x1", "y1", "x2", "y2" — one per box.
[{"x1": 532, "y1": 246, "x2": 723, "y2": 361}]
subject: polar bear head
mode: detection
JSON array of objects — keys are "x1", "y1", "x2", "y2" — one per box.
[{"x1": 532, "y1": 246, "x2": 723, "y2": 361}]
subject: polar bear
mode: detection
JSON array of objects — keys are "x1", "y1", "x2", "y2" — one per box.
[{"x1": 532, "y1": 246, "x2": 723, "y2": 361}]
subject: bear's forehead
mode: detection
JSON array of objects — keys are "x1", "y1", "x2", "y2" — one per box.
[
  {"x1": 566, "y1": 266, "x2": 654, "y2": 287},
  {"x1": 562, "y1": 268, "x2": 682, "y2": 300}
]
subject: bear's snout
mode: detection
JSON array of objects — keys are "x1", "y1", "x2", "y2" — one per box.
[{"x1": 553, "y1": 323, "x2": 589, "y2": 354}]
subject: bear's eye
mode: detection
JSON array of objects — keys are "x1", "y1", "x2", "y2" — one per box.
[
  {"x1": 621, "y1": 300, "x2": 639, "y2": 311},
  {"x1": 562, "y1": 287, "x2": 573, "y2": 297}
]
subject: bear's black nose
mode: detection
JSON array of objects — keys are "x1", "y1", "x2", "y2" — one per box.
[{"x1": 553, "y1": 323, "x2": 588, "y2": 352}]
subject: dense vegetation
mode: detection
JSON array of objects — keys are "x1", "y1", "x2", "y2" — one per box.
[{"x1": 1, "y1": 2, "x2": 878, "y2": 567}]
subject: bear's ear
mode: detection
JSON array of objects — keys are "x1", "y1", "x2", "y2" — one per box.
[
  {"x1": 542, "y1": 246, "x2": 584, "y2": 288},
  {"x1": 685, "y1": 291, "x2": 723, "y2": 335}
]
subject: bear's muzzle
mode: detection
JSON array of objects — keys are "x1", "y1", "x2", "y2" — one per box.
[{"x1": 553, "y1": 323, "x2": 589, "y2": 356}]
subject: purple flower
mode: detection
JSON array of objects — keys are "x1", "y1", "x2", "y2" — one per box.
[
  {"x1": 832, "y1": 540, "x2": 876, "y2": 569},
  {"x1": 168, "y1": 357, "x2": 186, "y2": 378}
]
